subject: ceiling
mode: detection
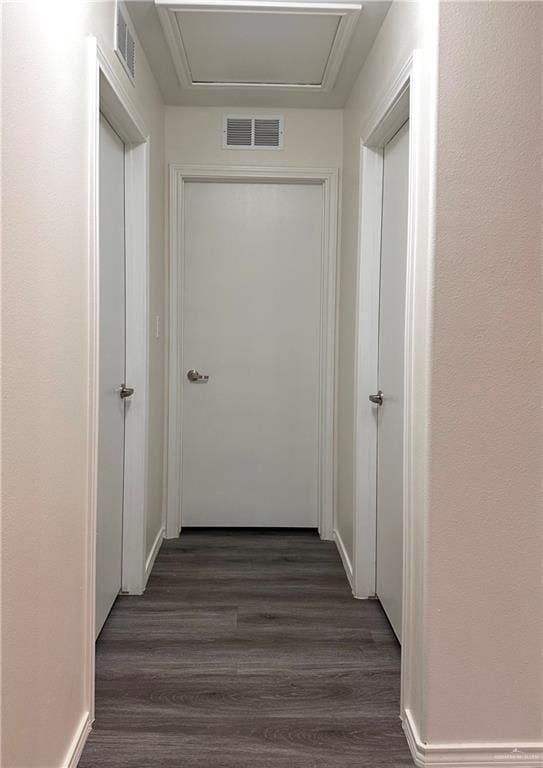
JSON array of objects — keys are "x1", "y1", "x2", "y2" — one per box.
[{"x1": 126, "y1": 0, "x2": 391, "y2": 108}]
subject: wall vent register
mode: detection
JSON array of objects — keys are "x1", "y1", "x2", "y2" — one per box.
[
  {"x1": 115, "y1": 3, "x2": 136, "y2": 83},
  {"x1": 223, "y1": 115, "x2": 284, "y2": 150}
]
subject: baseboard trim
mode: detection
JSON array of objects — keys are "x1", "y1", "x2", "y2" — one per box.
[
  {"x1": 403, "y1": 709, "x2": 543, "y2": 767},
  {"x1": 63, "y1": 711, "x2": 92, "y2": 768},
  {"x1": 333, "y1": 528, "x2": 353, "y2": 590},
  {"x1": 144, "y1": 525, "x2": 165, "y2": 586}
]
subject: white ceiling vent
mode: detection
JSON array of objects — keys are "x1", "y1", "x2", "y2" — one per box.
[
  {"x1": 115, "y1": 3, "x2": 136, "y2": 84},
  {"x1": 223, "y1": 115, "x2": 284, "y2": 150}
]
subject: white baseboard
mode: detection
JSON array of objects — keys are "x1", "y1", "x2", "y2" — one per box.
[
  {"x1": 144, "y1": 525, "x2": 165, "y2": 586},
  {"x1": 403, "y1": 709, "x2": 543, "y2": 767},
  {"x1": 63, "y1": 711, "x2": 92, "y2": 768},
  {"x1": 333, "y1": 528, "x2": 353, "y2": 590}
]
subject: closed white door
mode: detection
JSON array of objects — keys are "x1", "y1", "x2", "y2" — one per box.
[
  {"x1": 96, "y1": 115, "x2": 126, "y2": 637},
  {"x1": 375, "y1": 121, "x2": 410, "y2": 641},
  {"x1": 181, "y1": 181, "x2": 323, "y2": 527}
]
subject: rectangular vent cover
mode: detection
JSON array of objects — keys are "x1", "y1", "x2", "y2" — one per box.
[
  {"x1": 223, "y1": 115, "x2": 284, "y2": 150},
  {"x1": 115, "y1": 3, "x2": 136, "y2": 83}
]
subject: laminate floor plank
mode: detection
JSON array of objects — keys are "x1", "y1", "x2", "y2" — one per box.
[{"x1": 79, "y1": 530, "x2": 413, "y2": 767}]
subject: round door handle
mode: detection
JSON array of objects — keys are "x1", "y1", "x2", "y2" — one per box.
[
  {"x1": 369, "y1": 390, "x2": 383, "y2": 406},
  {"x1": 120, "y1": 385, "x2": 135, "y2": 399},
  {"x1": 187, "y1": 369, "x2": 209, "y2": 383}
]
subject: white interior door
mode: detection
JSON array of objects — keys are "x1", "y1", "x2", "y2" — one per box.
[
  {"x1": 375, "y1": 121, "x2": 410, "y2": 641},
  {"x1": 181, "y1": 181, "x2": 323, "y2": 527},
  {"x1": 96, "y1": 115, "x2": 126, "y2": 637}
]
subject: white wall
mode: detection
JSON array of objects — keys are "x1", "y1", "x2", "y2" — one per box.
[
  {"x1": 1, "y1": 2, "x2": 165, "y2": 765},
  {"x1": 165, "y1": 106, "x2": 342, "y2": 168}
]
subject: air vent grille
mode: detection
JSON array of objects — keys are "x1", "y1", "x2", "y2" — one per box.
[
  {"x1": 117, "y1": 8, "x2": 127, "y2": 61},
  {"x1": 125, "y1": 29, "x2": 136, "y2": 80},
  {"x1": 115, "y1": 3, "x2": 136, "y2": 83},
  {"x1": 226, "y1": 118, "x2": 253, "y2": 147},
  {"x1": 254, "y1": 119, "x2": 281, "y2": 147},
  {"x1": 223, "y1": 115, "x2": 284, "y2": 150}
]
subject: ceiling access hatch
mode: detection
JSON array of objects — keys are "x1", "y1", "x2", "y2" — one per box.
[{"x1": 155, "y1": 1, "x2": 362, "y2": 93}]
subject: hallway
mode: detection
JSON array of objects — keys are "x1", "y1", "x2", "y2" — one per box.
[{"x1": 79, "y1": 531, "x2": 411, "y2": 767}]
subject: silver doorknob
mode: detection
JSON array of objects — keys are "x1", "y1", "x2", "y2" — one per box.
[
  {"x1": 369, "y1": 390, "x2": 383, "y2": 406},
  {"x1": 120, "y1": 385, "x2": 135, "y2": 399},
  {"x1": 187, "y1": 369, "x2": 209, "y2": 383}
]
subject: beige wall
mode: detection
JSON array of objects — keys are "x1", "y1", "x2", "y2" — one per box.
[
  {"x1": 165, "y1": 106, "x2": 342, "y2": 168},
  {"x1": 425, "y1": 0, "x2": 543, "y2": 744},
  {"x1": 338, "y1": 0, "x2": 543, "y2": 751},
  {"x1": 1, "y1": 2, "x2": 165, "y2": 765}
]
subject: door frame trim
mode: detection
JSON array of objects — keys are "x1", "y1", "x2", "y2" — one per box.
[
  {"x1": 87, "y1": 35, "x2": 150, "y2": 716},
  {"x1": 353, "y1": 59, "x2": 412, "y2": 601},
  {"x1": 166, "y1": 164, "x2": 339, "y2": 540},
  {"x1": 352, "y1": 49, "x2": 434, "y2": 719}
]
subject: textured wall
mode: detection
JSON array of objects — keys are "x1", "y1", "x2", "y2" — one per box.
[
  {"x1": 165, "y1": 106, "x2": 343, "y2": 168},
  {"x1": 425, "y1": 0, "x2": 543, "y2": 744},
  {"x1": 1, "y1": 2, "x2": 165, "y2": 765},
  {"x1": 338, "y1": 0, "x2": 543, "y2": 750}
]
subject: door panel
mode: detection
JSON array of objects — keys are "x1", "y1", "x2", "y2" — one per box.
[
  {"x1": 181, "y1": 181, "x2": 323, "y2": 527},
  {"x1": 376, "y1": 121, "x2": 409, "y2": 641},
  {"x1": 96, "y1": 115, "x2": 125, "y2": 637}
]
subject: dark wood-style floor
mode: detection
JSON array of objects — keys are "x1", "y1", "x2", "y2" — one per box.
[{"x1": 79, "y1": 530, "x2": 413, "y2": 767}]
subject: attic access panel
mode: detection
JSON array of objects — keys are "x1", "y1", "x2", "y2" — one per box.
[{"x1": 156, "y1": 1, "x2": 362, "y2": 92}]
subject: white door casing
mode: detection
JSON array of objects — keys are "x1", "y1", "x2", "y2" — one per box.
[
  {"x1": 350, "y1": 49, "x2": 437, "y2": 757},
  {"x1": 166, "y1": 166, "x2": 338, "y2": 539},
  {"x1": 375, "y1": 121, "x2": 410, "y2": 641},
  {"x1": 87, "y1": 38, "x2": 152, "y2": 740},
  {"x1": 181, "y1": 180, "x2": 323, "y2": 527},
  {"x1": 96, "y1": 115, "x2": 126, "y2": 637}
]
